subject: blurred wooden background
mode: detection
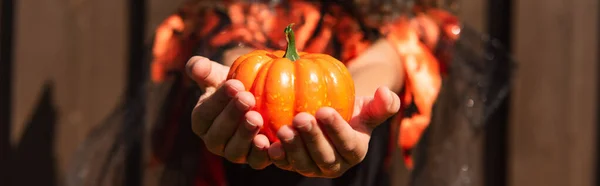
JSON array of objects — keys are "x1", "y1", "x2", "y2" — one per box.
[{"x1": 0, "y1": 0, "x2": 598, "y2": 186}]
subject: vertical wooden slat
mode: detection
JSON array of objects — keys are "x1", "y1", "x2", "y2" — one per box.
[
  {"x1": 597, "y1": 2, "x2": 600, "y2": 183},
  {"x1": 12, "y1": 0, "x2": 127, "y2": 185},
  {"x1": 484, "y1": 0, "x2": 512, "y2": 185},
  {"x1": 0, "y1": 0, "x2": 15, "y2": 185},
  {"x1": 124, "y1": 0, "x2": 147, "y2": 186},
  {"x1": 510, "y1": 0, "x2": 598, "y2": 185},
  {"x1": 594, "y1": 1, "x2": 600, "y2": 185}
]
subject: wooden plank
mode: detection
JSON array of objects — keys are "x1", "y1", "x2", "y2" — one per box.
[
  {"x1": 147, "y1": 0, "x2": 187, "y2": 39},
  {"x1": 509, "y1": 0, "x2": 598, "y2": 185},
  {"x1": 0, "y1": 0, "x2": 15, "y2": 185},
  {"x1": 484, "y1": 0, "x2": 512, "y2": 185},
  {"x1": 12, "y1": 0, "x2": 127, "y2": 185},
  {"x1": 124, "y1": 1, "x2": 147, "y2": 186},
  {"x1": 457, "y1": 0, "x2": 487, "y2": 33}
]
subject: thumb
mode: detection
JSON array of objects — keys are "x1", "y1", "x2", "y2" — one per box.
[
  {"x1": 358, "y1": 87, "x2": 401, "y2": 130},
  {"x1": 186, "y1": 56, "x2": 230, "y2": 88}
]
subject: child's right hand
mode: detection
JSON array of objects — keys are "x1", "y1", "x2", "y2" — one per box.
[{"x1": 186, "y1": 56, "x2": 273, "y2": 170}]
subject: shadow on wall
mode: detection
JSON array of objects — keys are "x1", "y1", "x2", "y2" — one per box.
[{"x1": 7, "y1": 82, "x2": 58, "y2": 186}]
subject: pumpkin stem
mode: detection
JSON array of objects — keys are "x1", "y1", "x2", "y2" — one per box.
[{"x1": 283, "y1": 23, "x2": 300, "y2": 61}]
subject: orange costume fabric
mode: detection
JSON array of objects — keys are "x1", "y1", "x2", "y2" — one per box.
[{"x1": 150, "y1": 1, "x2": 461, "y2": 185}]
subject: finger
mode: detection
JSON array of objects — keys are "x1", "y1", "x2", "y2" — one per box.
[
  {"x1": 186, "y1": 56, "x2": 230, "y2": 88},
  {"x1": 293, "y1": 113, "x2": 341, "y2": 174},
  {"x1": 268, "y1": 142, "x2": 292, "y2": 171},
  {"x1": 316, "y1": 107, "x2": 365, "y2": 164},
  {"x1": 191, "y1": 80, "x2": 245, "y2": 137},
  {"x1": 202, "y1": 91, "x2": 255, "y2": 155},
  {"x1": 277, "y1": 125, "x2": 321, "y2": 175},
  {"x1": 358, "y1": 87, "x2": 401, "y2": 130},
  {"x1": 198, "y1": 86, "x2": 217, "y2": 103},
  {"x1": 248, "y1": 134, "x2": 272, "y2": 170},
  {"x1": 223, "y1": 111, "x2": 263, "y2": 163}
]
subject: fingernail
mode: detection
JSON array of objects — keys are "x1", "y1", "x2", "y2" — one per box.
[
  {"x1": 226, "y1": 83, "x2": 240, "y2": 97},
  {"x1": 254, "y1": 142, "x2": 265, "y2": 150},
  {"x1": 386, "y1": 89, "x2": 399, "y2": 112},
  {"x1": 186, "y1": 60, "x2": 196, "y2": 78},
  {"x1": 236, "y1": 97, "x2": 251, "y2": 110},
  {"x1": 316, "y1": 110, "x2": 335, "y2": 125},
  {"x1": 279, "y1": 126, "x2": 295, "y2": 142},
  {"x1": 270, "y1": 146, "x2": 284, "y2": 158},
  {"x1": 386, "y1": 87, "x2": 394, "y2": 99},
  {"x1": 296, "y1": 119, "x2": 313, "y2": 132},
  {"x1": 245, "y1": 119, "x2": 257, "y2": 131}
]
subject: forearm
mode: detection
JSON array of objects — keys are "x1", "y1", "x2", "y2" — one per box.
[
  {"x1": 349, "y1": 60, "x2": 402, "y2": 97},
  {"x1": 347, "y1": 39, "x2": 404, "y2": 97}
]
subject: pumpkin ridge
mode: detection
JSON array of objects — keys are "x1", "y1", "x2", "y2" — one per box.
[
  {"x1": 293, "y1": 58, "x2": 300, "y2": 124},
  {"x1": 263, "y1": 58, "x2": 297, "y2": 142},
  {"x1": 229, "y1": 50, "x2": 269, "y2": 78},
  {"x1": 251, "y1": 59, "x2": 276, "y2": 141},
  {"x1": 231, "y1": 56, "x2": 251, "y2": 79},
  {"x1": 329, "y1": 57, "x2": 355, "y2": 97},
  {"x1": 314, "y1": 58, "x2": 330, "y2": 109},
  {"x1": 234, "y1": 55, "x2": 271, "y2": 90},
  {"x1": 314, "y1": 57, "x2": 355, "y2": 121},
  {"x1": 315, "y1": 58, "x2": 338, "y2": 115},
  {"x1": 262, "y1": 58, "x2": 296, "y2": 142},
  {"x1": 264, "y1": 58, "x2": 297, "y2": 133}
]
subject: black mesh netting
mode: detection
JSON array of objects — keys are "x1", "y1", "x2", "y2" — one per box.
[{"x1": 409, "y1": 25, "x2": 516, "y2": 186}]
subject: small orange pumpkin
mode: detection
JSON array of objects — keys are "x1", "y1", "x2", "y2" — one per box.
[{"x1": 227, "y1": 24, "x2": 356, "y2": 142}]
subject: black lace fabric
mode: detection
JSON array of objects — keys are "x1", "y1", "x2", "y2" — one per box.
[{"x1": 410, "y1": 25, "x2": 515, "y2": 186}]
